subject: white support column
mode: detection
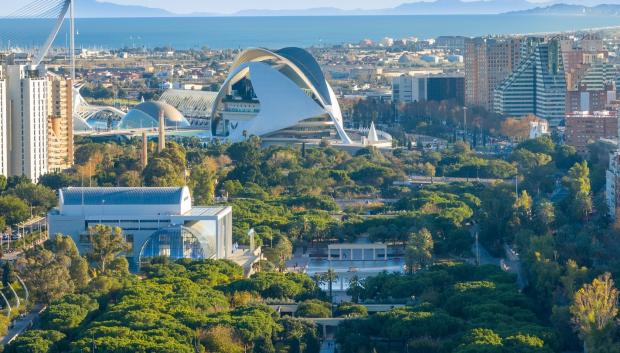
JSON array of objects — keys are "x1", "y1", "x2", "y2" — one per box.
[
  {"x1": 339, "y1": 248, "x2": 342, "y2": 260},
  {"x1": 373, "y1": 247, "x2": 376, "y2": 260},
  {"x1": 350, "y1": 248, "x2": 353, "y2": 261}
]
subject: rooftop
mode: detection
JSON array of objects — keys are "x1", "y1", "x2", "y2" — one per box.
[
  {"x1": 60, "y1": 187, "x2": 187, "y2": 206},
  {"x1": 182, "y1": 206, "x2": 230, "y2": 217}
]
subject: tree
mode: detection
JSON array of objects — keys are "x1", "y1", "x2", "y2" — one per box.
[
  {"x1": 324, "y1": 268, "x2": 338, "y2": 303},
  {"x1": 2, "y1": 262, "x2": 15, "y2": 287},
  {"x1": 405, "y1": 228, "x2": 434, "y2": 274},
  {"x1": 17, "y1": 248, "x2": 74, "y2": 304},
  {"x1": 563, "y1": 161, "x2": 592, "y2": 221},
  {"x1": 295, "y1": 299, "x2": 331, "y2": 318},
  {"x1": 190, "y1": 157, "x2": 217, "y2": 204},
  {"x1": 0, "y1": 175, "x2": 6, "y2": 191},
  {"x1": 86, "y1": 225, "x2": 130, "y2": 273},
  {"x1": 346, "y1": 275, "x2": 364, "y2": 303},
  {"x1": 8, "y1": 183, "x2": 57, "y2": 215},
  {"x1": 571, "y1": 273, "x2": 619, "y2": 353},
  {"x1": 3, "y1": 330, "x2": 65, "y2": 353},
  {"x1": 0, "y1": 195, "x2": 29, "y2": 226},
  {"x1": 200, "y1": 325, "x2": 244, "y2": 353},
  {"x1": 38, "y1": 172, "x2": 73, "y2": 190}
]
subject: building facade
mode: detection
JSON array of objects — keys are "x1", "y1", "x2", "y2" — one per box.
[
  {"x1": 464, "y1": 37, "x2": 523, "y2": 109},
  {"x1": 393, "y1": 75, "x2": 464, "y2": 104},
  {"x1": 5, "y1": 64, "x2": 49, "y2": 182},
  {"x1": 606, "y1": 151, "x2": 620, "y2": 221},
  {"x1": 0, "y1": 67, "x2": 6, "y2": 177},
  {"x1": 565, "y1": 111, "x2": 618, "y2": 155},
  {"x1": 47, "y1": 75, "x2": 74, "y2": 171},
  {"x1": 211, "y1": 47, "x2": 352, "y2": 143},
  {"x1": 48, "y1": 187, "x2": 233, "y2": 271},
  {"x1": 494, "y1": 40, "x2": 567, "y2": 125}
]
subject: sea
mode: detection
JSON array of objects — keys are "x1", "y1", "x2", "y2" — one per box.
[{"x1": 1, "y1": 15, "x2": 620, "y2": 50}]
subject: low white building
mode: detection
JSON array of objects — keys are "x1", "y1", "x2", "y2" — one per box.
[
  {"x1": 529, "y1": 119, "x2": 549, "y2": 139},
  {"x1": 48, "y1": 186, "x2": 232, "y2": 271}
]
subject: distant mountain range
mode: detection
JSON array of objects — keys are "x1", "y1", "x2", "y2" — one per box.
[
  {"x1": 507, "y1": 4, "x2": 620, "y2": 16},
  {"x1": 74, "y1": 0, "x2": 174, "y2": 17},
  {"x1": 69, "y1": 0, "x2": 620, "y2": 18}
]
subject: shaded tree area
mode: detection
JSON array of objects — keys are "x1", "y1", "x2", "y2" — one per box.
[
  {"x1": 338, "y1": 263, "x2": 556, "y2": 353},
  {"x1": 7, "y1": 235, "x2": 323, "y2": 353}
]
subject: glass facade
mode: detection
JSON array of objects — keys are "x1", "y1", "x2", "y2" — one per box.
[{"x1": 138, "y1": 220, "x2": 217, "y2": 267}]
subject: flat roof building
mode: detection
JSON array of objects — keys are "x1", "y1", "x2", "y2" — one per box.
[
  {"x1": 565, "y1": 110, "x2": 618, "y2": 156},
  {"x1": 48, "y1": 186, "x2": 232, "y2": 271}
]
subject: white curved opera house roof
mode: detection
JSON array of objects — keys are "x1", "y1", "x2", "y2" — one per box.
[{"x1": 212, "y1": 47, "x2": 352, "y2": 144}]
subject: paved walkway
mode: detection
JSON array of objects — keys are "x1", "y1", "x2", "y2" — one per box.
[
  {"x1": 320, "y1": 339, "x2": 336, "y2": 353},
  {"x1": 0, "y1": 304, "x2": 44, "y2": 345}
]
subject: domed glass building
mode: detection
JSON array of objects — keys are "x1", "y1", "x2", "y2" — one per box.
[{"x1": 119, "y1": 101, "x2": 190, "y2": 129}]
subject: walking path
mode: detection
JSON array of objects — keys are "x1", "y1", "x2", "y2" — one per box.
[{"x1": 0, "y1": 304, "x2": 45, "y2": 345}]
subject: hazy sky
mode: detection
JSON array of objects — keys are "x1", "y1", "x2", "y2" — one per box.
[{"x1": 4, "y1": 0, "x2": 620, "y2": 15}]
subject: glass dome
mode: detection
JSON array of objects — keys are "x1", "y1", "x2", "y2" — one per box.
[{"x1": 138, "y1": 224, "x2": 216, "y2": 267}]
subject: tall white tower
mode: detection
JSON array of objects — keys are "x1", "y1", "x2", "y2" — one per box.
[
  {"x1": 6, "y1": 63, "x2": 49, "y2": 182},
  {"x1": 0, "y1": 67, "x2": 7, "y2": 177}
]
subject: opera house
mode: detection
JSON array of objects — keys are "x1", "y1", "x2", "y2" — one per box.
[
  {"x1": 210, "y1": 47, "x2": 352, "y2": 144},
  {"x1": 75, "y1": 47, "x2": 392, "y2": 148}
]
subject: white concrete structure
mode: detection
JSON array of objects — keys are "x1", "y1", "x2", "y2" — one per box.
[
  {"x1": 48, "y1": 187, "x2": 233, "y2": 271},
  {"x1": 327, "y1": 243, "x2": 388, "y2": 261},
  {"x1": 212, "y1": 47, "x2": 352, "y2": 144},
  {"x1": 5, "y1": 64, "x2": 49, "y2": 182},
  {"x1": 529, "y1": 119, "x2": 549, "y2": 139},
  {"x1": 392, "y1": 75, "x2": 425, "y2": 103},
  {"x1": 0, "y1": 67, "x2": 7, "y2": 177}
]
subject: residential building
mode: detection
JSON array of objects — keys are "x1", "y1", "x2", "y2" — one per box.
[
  {"x1": 48, "y1": 186, "x2": 233, "y2": 271},
  {"x1": 606, "y1": 151, "x2": 620, "y2": 221},
  {"x1": 565, "y1": 62, "x2": 618, "y2": 113},
  {"x1": 5, "y1": 63, "x2": 49, "y2": 182},
  {"x1": 0, "y1": 67, "x2": 6, "y2": 177},
  {"x1": 464, "y1": 37, "x2": 524, "y2": 109},
  {"x1": 494, "y1": 40, "x2": 567, "y2": 125},
  {"x1": 565, "y1": 111, "x2": 618, "y2": 155},
  {"x1": 47, "y1": 75, "x2": 74, "y2": 171}
]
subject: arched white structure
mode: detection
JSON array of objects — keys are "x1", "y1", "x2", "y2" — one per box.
[
  {"x1": 72, "y1": 86, "x2": 126, "y2": 131},
  {"x1": 212, "y1": 47, "x2": 352, "y2": 144}
]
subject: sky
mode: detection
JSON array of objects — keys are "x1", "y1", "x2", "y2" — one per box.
[{"x1": 4, "y1": 0, "x2": 620, "y2": 16}]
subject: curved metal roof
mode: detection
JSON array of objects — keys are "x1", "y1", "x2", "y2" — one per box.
[
  {"x1": 60, "y1": 187, "x2": 186, "y2": 206},
  {"x1": 227, "y1": 47, "x2": 332, "y2": 106},
  {"x1": 275, "y1": 47, "x2": 331, "y2": 105}
]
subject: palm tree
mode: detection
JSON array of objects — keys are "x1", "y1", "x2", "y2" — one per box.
[
  {"x1": 325, "y1": 268, "x2": 338, "y2": 303},
  {"x1": 347, "y1": 275, "x2": 364, "y2": 303}
]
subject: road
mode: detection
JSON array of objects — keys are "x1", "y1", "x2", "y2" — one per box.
[
  {"x1": 503, "y1": 244, "x2": 528, "y2": 290},
  {"x1": 470, "y1": 224, "x2": 528, "y2": 290}
]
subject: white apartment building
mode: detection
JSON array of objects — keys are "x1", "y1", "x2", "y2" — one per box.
[
  {"x1": 5, "y1": 64, "x2": 49, "y2": 182},
  {"x1": 0, "y1": 67, "x2": 7, "y2": 177}
]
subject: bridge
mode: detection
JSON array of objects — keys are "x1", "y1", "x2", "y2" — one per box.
[
  {"x1": 269, "y1": 303, "x2": 405, "y2": 315},
  {"x1": 268, "y1": 303, "x2": 406, "y2": 337},
  {"x1": 395, "y1": 175, "x2": 509, "y2": 186}
]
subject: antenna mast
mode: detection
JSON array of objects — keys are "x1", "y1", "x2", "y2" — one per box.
[{"x1": 70, "y1": 0, "x2": 75, "y2": 81}]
